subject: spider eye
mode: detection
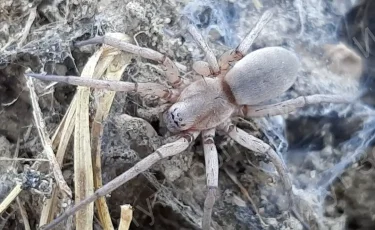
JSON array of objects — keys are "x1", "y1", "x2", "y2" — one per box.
[{"x1": 163, "y1": 102, "x2": 192, "y2": 133}]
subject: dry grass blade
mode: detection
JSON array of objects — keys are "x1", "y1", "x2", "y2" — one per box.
[
  {"x1": 91, "y1": 33, "x2": 134, "y2": 230},
  {"x1": 0, "y1": 186, "x2": 23, "y2": 214},
  {"x1": 25, "y1": 74, "x2": 72, "y2": 198},
  {"x1": 24, "y1": 72, "x2": 75, "y2": 227},
  {"x1": 118, "y1": 205, "x2": 133, "y2": 230},
  {"x1": 39, "y1": 101, "x2": 76, "y2": 226},
  {"x1": 38, "y1": 34, "x2": 124, "y2": 227},
  {"x1": 73, "y1": 45, "x2": 104, "y2": 229}
]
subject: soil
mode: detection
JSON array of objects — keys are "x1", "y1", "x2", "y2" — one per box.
[{"x1": 1, "y1": 0, "x2": 375, "y2": 230}]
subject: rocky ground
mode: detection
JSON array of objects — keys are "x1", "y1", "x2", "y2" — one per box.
[{"x1": 1, "y1": 0, "x2": 375, "y2": 229}]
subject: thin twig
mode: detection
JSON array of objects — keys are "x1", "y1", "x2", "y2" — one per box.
[
  {"x1": 11, "y1": 137, "x2": 21, "y2": 173},
  {"x1": 25, "y1": 72, "x2": 72, "y2": 198},
  {"x1": 16, "y1": 197, "x2": 31, "y2": 230},
  {"x1": 18, "y1": 7, "x2": 37, "y2": 48},
  {"x1": 0, "y1": 157, "x2": 49, "y2": 162},
  {"x1": 223, "y1": 166, "x2": 269, "y2": 227}
]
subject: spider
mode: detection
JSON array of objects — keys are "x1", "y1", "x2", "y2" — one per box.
[{"x1": 27, "y1": 8, "x2": 352, "y2": 230}]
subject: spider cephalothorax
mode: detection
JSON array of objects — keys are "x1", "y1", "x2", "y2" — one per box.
[
  {"x1": 26, "y1": 8, "x2": 354, "y2": 230},
  {"x1": 163, "y1": 46, "x2": 300, "y2": 133}
]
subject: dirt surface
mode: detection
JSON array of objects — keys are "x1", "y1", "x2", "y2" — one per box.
[{"x1": 1, "y1": 0, "x2": 375, "y2": 229}]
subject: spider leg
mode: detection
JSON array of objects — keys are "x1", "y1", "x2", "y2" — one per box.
[
  {"x1": 192, "y1": 60, "x2": 214, "y2": 77},
  {"x1": 240, "y1": 94, "x2": 354, "y2": 117},
  {"x1": 219, "y1": 121, "x2": 293, "y2": 208},
  {"x1": 75, "y1": 35, "x2": 187, "y2": 88},
  {"x1": 202, "y1": 128, "x2": 219, "y2": 230},
  {"x1": 26, "y1": 73, "x2": 180, "y2": 102},
  {"x1": 218, "y1": 8, "x2": 276, "y2": 74},
  {"x1": 39, "y1": 131, "x2": 200, "y2": 230},
  {"x1": 187, "y1": 25, "x2": 220, "y2": 75}
]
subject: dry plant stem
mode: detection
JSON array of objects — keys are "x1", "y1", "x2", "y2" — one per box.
[
  {"x1": 75, "y1": 36, "x2": 186, "y2": 87},
  {"x1": 89, "y1": 47, "x2": 118, "y2": 229},
  {"x1": 18, "y1": 7, "x2": 37, "y2": 48},
  {"x1": 243, "y1": 94, "x2": 354, "y2": 117},
  {"x1": 39, "y1": 100, "x2": 76, "y2": 226},
  {"x1": 73, "y1": 49, "x2": 104, "y2": 229},
  {"x1": 187, "y1": 25, "x2": 220, "y2": 74},
  {"x1": 0, "y1": 157, "x2": 49, "y2": 161},
  {"x1": 11, "y1": 137, "x2": 21, "y2": 171},
  {"x1": 91, "y1": 38, "x2": 134, "y2": 229},
  {"x1": 223, "y1": 167, "x2": 268, "y2": 227},
  {"x1": 218, "y1": 8, "x2": 275, "y2": 72},
  {"x1": 40, "y1": 131, "x2": 200, "y2": 230},
  {"x1": 0, "y1": 186, "x2": 23, "y2": 214},
  {"x1": 219, "y1": 122, "x2": 293, "y2": 208},
  {"x1": 39, "y1": 35, "x2": 127, "y2": 227},
  {"x1": 50, "y1": 101, "x2": 74, "y2": 149},
  {"x1": 25, "y1": 75, "x2": 72, "y2": 198},
  {"x1": 118, "y1": 205, "x2": 133, "y2": 230},
  {"x1": 40, "y1": 42, "x2": 116, "y2": 224},
  {"x1": 16, "y1": 197, "x2": 31, "y2": 230},
  {"x1": 202, "y1": 128, "x2": 218, "y2": 230},
  {"x1": 26, "y1": 73, "x2": 178, "y2": 101}
]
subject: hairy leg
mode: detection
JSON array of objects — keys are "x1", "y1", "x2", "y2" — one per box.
[
  {"x1": 218, "y1": 8, "x2": 276, "y2": 74},
  {"x1": 201, "y1": 128, "x2": 219, "y2": 230},
  {"x1": 219, "y1": 121, "x2": 311, "y2": 228},
  {"x1": 75, "y1": 35, "x2": 187, "y2": 88},
  {"x1": 26, "y1": 73, "x2": 181, "y2": 102},
  {"x1": 192, "y1": 60, "x2": 213, "y2": 77},
  {"x1": 241, "y1": 94, "x2": 354, "y2": 117},
  {"x1": 218, "y1": 121, "x2": 293, "y2": 207},
  {"x1": 40, "y1": 131, "x2": 200, "y2": 230},
  {"x1": 187, "y1": 25, "x2": 220, "y2": 74}
]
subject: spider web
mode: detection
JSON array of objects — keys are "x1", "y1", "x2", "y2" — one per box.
[{"x1": 182, "y1": 0, "x2": 375, "y2": 228}]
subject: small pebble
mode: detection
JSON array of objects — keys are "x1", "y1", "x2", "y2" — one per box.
[{"x1": 310, "y1": 170, "x2": 316, "y2": 178}]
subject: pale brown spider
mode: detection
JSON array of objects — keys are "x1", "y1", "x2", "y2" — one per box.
[{"x1": 27, "y1": 8, "x2": 352, "y2": 230}]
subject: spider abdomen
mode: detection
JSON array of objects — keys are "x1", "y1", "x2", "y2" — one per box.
[{"x1": 224, "y1": 46, "x2": 301, "y2": 105}]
